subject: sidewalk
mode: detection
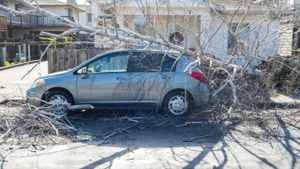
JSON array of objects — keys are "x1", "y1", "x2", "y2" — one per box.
[
  {"x1": 0, "y1": 60, "x2": 39, "y2": 71},
  {"x1": 0, "y1": 61, "x2": 48, "y2": 101}
]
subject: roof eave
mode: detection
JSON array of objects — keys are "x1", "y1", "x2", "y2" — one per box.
[{"x1": 39, "y1": 4, "x2": 85, "y2": 12}]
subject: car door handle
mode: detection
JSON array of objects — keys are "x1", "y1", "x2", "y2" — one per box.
[
  {"x1": 161, "y1": 74, "x2": 169, "y2": 79},
  {"x1": 116, "y1": 76, "x2": 125, "y2": 80}
]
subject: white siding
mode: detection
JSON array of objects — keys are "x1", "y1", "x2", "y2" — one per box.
[
  {"x1": 207, "y1": 14, "x2": 280, "y2": 60},
  {"x1": 277, "y1": 22, "x2": 293, "y2": 56},
  {"x1": 42, "y1": 6, "x2": 80, "y2": 22},
  {"x1": 42, "y1": 6, "x2": 69, "y2": 16},
  {"x1": 88, "y1": 0, "x2": 287, "y2": 59},
  {"x1": 206, "y1": 15, "x2": 228, "y2": 59}
]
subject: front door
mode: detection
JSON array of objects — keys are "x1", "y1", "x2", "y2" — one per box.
[{"x1": 76, "y1": 52, "x2": 129, "y2": 104}]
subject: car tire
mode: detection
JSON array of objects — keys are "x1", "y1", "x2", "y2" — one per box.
[
  {"x1": 162, "y1": 90, "x2": 193, "y2": 116},
  {"x1": 44, "y1": 90, "x2": 73, "y2": 105}
]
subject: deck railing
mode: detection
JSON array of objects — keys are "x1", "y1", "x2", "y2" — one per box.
[{"x1": 0, "y1": 9, "x2": 72, "y2": 27}]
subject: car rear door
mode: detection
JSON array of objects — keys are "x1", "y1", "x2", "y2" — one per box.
[
  {"x1": 76, "y1": 52, "x2": 129, "y2": 104},
  {"x1": 127, "y1": 51, "x2": 176, "y2": 105}
]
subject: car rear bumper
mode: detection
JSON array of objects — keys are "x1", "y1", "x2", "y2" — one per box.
[
  {"x1": 193, "y1": 91, "x2": 209, "y2": 108},
  {"x1": 190, "y1": 84, "x2": 209, "y2": 108}
]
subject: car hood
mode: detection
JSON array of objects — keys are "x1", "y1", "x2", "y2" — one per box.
[{"x1": 38, "y1": 70, "x2": 70, "y2": 80}]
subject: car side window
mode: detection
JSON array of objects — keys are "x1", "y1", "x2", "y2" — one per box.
[
  {"x1": 127, "y1": 52, "x2": 163, "y2": 72},
  {"x1": 87, "y1": 53, "x2": 129, "y2": 73},
  {"x1": 161, "y1": 55, "x2": 176, "y2": 72}
]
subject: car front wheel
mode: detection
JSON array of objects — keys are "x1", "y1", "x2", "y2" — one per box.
[
  {"x1": 45, "y1": 90, "x2": 72, "y2": 105},
  {"x1": 43, "y1": 90, "x2": 73, "y2": 114}
]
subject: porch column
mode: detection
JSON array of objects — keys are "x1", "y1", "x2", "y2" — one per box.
[
  {"x1": 18, "y1": 45, "x2": 22, "y2": 62},
  {"x1": 28, "y1": 43, "x2": 31, "y2": 61},
  {"x1": 22, "y1": 43, "x2": 27, "y2": 61}
]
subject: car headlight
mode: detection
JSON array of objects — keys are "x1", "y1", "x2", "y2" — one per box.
[{"x1": 31, "y1": 79, "x2": 46, "y2": 88}]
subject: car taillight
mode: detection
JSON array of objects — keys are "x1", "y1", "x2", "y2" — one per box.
[{"x1": 189, "y1": 72, "x2": 207, "y2": 82}]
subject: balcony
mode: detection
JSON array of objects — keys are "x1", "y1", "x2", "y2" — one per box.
[{"x1": 0, "y1": 9, "x2": 70, "y2": 27}]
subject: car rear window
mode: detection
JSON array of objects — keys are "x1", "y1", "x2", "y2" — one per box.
[{"x1": 127, "y1": 52, "x2": 176, "y2": 72}]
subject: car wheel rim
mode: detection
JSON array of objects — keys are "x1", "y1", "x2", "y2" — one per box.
[
  {"x1": 49, "y1": 95, "x2": 68, "y2": 105},
  {"x1": 168, "y1": 95, "x2": 188, "y2": 115}
]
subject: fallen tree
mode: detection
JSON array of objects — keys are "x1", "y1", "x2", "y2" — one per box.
[
  {"x1": 0, "y1": 98, "x2": 94, "y2": 144},
  {"x1": 261, "y1": 55, "x2": 300, "y2": 90}
]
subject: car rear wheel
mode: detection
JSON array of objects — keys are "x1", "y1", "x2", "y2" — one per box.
[{"x1": 162, "y1": 91, "x2": 193, "y2": 116}]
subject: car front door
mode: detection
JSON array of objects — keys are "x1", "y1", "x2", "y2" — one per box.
[{"x1": 76, "y1": 52, "x2": 129, "y2": 104}]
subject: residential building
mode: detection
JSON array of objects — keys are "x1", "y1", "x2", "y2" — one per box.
[
  {"x1": 292, "y1": 0, "x2": 300, "y2": 53},
  {"x1": 0, "y1": 0, "x2": 85, "y2": 39},
  {"x1": 77, "y1": 0, "x2": 92, "y2": 27},
  {"x1": 0, "y1": 0, "x2": 86, "y2": 65},
  {"x1": 88, "y1": 0, "x2": 296, "y2": 61}
]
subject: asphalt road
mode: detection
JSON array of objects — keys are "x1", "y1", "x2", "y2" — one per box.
[{"x1": 0, "y1": 61, "x2": 48, "y2": 100}]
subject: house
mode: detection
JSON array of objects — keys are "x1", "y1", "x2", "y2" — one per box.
[
  {"x1": 28, "y1": 0, "x2": 84, "y2": 36},
  {"x1": 0, "y1": 0, "x2": 85, "y2": 39},
  {"x1": 0, "y1": 0, "x2": 86, "y2": 65},
  {"x1": 292, "y1": 0, "x2": 300, "y2": 53},
  {"x1": 77, "y1": 0, "x2": 92, "y2": 27},
  {"x1": 88, "y1": 0, "x2": 296, "y2": 61}
]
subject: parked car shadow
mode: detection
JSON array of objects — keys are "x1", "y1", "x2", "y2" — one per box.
[
  {"x1": 66, "y1": 109, "x2": 226, "y2": 168},
  {"x1": 63, "y1": 106, "x2": 299, "y2": 169}
]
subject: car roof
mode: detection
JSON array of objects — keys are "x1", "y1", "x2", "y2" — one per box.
[{"x1": 107, "y1": 49, "x2": 181, "y2": 55}]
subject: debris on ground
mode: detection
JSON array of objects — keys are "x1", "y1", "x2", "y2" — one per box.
[
  {"x1": 261, "y1": 55, "x2": 300, "y2": 90},
  {"x1": 0, "y1": 102, "x2": 92, "y2": 145}
]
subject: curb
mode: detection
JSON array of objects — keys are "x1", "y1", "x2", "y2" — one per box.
[{"x1": 0, "y1": 60, "x2": 39, "y2": 71}]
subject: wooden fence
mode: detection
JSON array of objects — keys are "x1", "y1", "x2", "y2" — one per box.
[
  {"x1": 47, "y1": 48, "x2": 111, "y2": 73},
  {"x1": 0, "y1": 42, "x2": 42, "y2": 66}
]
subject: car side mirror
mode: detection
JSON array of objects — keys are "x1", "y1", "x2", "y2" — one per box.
[{"x1": 81, "y1": 66, "x2": 87, "y2": 79}]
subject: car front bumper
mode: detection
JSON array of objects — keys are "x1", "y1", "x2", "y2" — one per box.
[{"x1": 26, "y1": 86, "x2": 45, "y2": 106}]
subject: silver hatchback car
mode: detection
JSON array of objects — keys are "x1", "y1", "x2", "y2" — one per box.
[{"x1": 27, "y1": 49, "x2": 209, "y2": 116}]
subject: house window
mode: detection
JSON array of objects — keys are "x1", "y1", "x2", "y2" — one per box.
[
  {"x1": 98, "y1": 17, "x2": 112, "y2": 27},
  {"x1": 228, "y1": 23, "x2": 250, "y2": 53},
  {"x1": 87, "y1": 13, "x2": 92, "y2": 22},
  {"x1": 15, "y1": 3, "x2": 20, "y2": 10},
  {"x1": 68, "y1": 8, "x2": 73, "y2": 17},
  {"x1": 131, "y1": 15, "x2": 145, "y2": 35},
  {"x1": 0, "y1": 0, "x2": 8, "y2": 6},
  {"x1": 0, "y1": 31, "x2": 6, "y2": 40},
  {"x1": 293, "y1": 26, "x2": 300, "y2": 50}
]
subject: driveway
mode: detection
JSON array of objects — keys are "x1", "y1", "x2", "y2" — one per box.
[{"x1": 0, "y1": 61, "x2": 48, "y2": 100}]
